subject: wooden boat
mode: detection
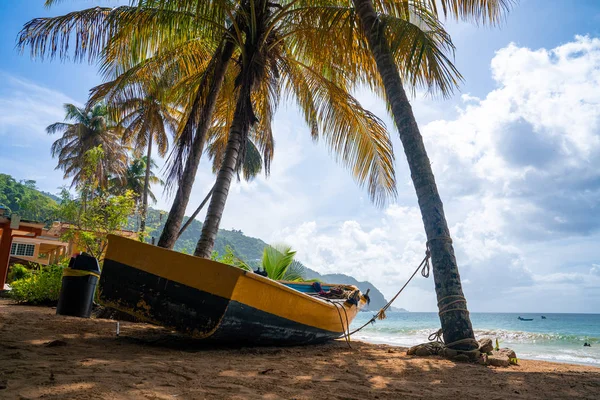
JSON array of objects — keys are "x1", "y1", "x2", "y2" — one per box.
[
  {"x1": 98, "y1": 235, "x2": 368, "y2": 345},
  {"x1": 518, "y1": 316, "x2": 534, "y2": 321}
]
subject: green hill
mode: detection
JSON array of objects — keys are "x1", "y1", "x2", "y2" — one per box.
[
  {"x1": 1, "y1": 173, "x2": 402, "y2": 311},
  {"x1": 0, "y1": 174, "x2": 58, "y2": 225}
]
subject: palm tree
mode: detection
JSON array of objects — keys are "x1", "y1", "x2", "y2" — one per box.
[
  {"x1": 46, "y1": 103, "x2": 127, "y2": 191},
  {"x1": 92, "y1": 76, "x2": 180, "y2": 233},
  {"x1": 111, "y1": 156, "x2": 162, "y2": 207},
  {"x1": 342, "y1": 0, "x2": 512, "y2": 349},
  {"x1": 193, "y1": 0, "x2": 397, "y2": 258}
]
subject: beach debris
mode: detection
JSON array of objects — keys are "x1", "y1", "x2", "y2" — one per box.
[
  {"x1": 407, "y1": 343, "x2": 439, "y2": 357},
  {"x1": 45, "y1": 340, "x2": 67, "y2": 348},
  {"x1": 488, "y1": 354, "x2": 510, "y2": 367},
  {"x1": 478, "y1": 338, "x2": 494, "y2": 353},
  {"x1": 487, "y1": 348, "x2": 518, "y2": 367},
  {"x1": 478, "y1": 353, "x2": 489, "y2": 365},
  {"x1": 259, "y1": 369, "x2": 274, "y2": 375}
]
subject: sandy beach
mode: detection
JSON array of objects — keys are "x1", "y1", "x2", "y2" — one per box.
[{"x1": 0, "y1": 299, "x2": 598, "y2": 399}]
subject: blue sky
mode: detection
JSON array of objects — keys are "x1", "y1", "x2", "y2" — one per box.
[{"x1": 1, "y1": 1, "x2": 600, "y2": 312}]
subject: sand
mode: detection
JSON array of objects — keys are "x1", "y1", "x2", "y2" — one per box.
[{"x1": 0, "y1": 299, "x2": 598, "y2": 399}]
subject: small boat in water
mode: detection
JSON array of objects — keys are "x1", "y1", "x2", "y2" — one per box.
[
  {"x1": 98, "y1": 235, "x2": 368, "y2": 345},
  {"x1": 541, "y1": 315, "x2": 547, "y2": 319},
  {"x1": 518, "y1": 316, "x2": 534, "y2": 321}
]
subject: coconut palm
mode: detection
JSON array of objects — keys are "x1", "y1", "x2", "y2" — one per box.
[
  {"x1": 111, "y1": 156, "x2": 163, "y2": 206},
  {"x1": 92, "y1": 76, "x2": 180, "y2": 233},
  {"x1": 192, "y1": 0, "x2": 403, "y2": 258},
  {"x1": 46, "y1": 103, "x2": 127, "y2": 191},
  {"x1": 341, "y1": 0, "x2": 513, "y2": 348}
]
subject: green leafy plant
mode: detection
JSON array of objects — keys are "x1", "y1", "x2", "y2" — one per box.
[
  {"x1": 57, "y1": 146, "x2": 137, "y2": 260},
  {"x1": 211, "y1": 246, "x2": 252, "y2": 271},
  {"x1": 7, "y1": 264, "x2": 31, "y2": 284},
  {"x1": 215, "y1": 243, "x2": 309, "y2": 282},
  {"x1": 10, "y1": 264, "x2": 65, "y2": 305}
]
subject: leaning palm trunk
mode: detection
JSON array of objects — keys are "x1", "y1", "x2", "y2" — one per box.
[
  {"x1": 140, "y1": 135, "x2": 152, "y2": 234},
  {"x1": 157, "y1": 41, "x2": 235, "y2": 249},
  {"x1": 352, "y1": 0, "x2": 475, "y2": 349},
  {"x1": 194, "y1": 71, "x2": 256, "y2": 258},
  {"x1": 193, "y1": 99, "x2": 249, "y2": 258}
]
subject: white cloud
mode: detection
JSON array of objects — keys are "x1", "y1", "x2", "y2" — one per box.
[
  {"x1": 260, "y1": 36, "x2": 600, "y2": 312},
  {"x1": 0, "y1": 73, "x2": 78, "y2": 192}
]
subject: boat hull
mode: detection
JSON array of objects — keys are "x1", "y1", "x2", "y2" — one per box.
[{"x1": 99, "y1": 235, "x2": 365, "y2": 345}]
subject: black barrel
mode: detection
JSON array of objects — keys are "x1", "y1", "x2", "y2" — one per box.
[{"x1": 56, "y1": 253, "x2": 101, "y2": 318}]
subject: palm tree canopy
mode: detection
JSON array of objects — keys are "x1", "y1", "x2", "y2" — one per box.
[
  {"x1": 92, "y1": 74, "x2": 181, "y2": 158},
  {"x1": 47, "y1": 103, "x2": 127, "y2": 188},
  {"x1": 111, "y1": 156, "x2": 163, "y2": 204},
  {"x1": 19, "y1": 0, "x2": 406, "y2": 205}
]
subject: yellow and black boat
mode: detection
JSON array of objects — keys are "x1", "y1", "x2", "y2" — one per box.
[{"x1": 98, "y1": 235, "x2": 368, "y2": 345}]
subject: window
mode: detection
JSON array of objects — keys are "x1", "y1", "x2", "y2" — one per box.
[{"x1": 10, "y1": 243, "x2": 36, "y2": 257}]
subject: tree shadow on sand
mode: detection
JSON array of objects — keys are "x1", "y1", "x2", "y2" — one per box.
[{"x1": 1, "y1": 303, "x2": 599, "y2": 399}]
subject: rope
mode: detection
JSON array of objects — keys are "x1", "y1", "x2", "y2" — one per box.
[
  {"x1": 437, "y1": 295, "x2": 469, "y2": 316},
  {"x1": 328, "y1": 299, "x2": 352, "y2": 348},
  {"x1": 345, "y1": 236, "x2": 477, "y2": 355},
  {"x1": 427, "y1": 328, "x2": 480, "y2": 352},
  {"x1": 348, "y1": 248, "x2": 431, "y2": 337}
]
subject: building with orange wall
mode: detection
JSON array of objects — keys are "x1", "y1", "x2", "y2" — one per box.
[{"x1": 1, "y1": 206, "x2": 137, "y2": 288}]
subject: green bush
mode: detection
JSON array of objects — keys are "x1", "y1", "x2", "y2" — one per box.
[
  {"x1": 7, "y1": 264, "x2": 31, "y2": 283},
  {"x1": 10, "y1": 264, "x2": 65, "y2": 305}
]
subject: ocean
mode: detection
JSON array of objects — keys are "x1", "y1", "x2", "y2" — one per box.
[{"x1": 350, "y1": 312, "x2": 600, "y2": 366}]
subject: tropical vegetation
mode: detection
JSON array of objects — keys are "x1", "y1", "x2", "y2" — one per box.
[
  {"x1": 95, "y1": 75, "x2": 180, "y2": 233},
  {"x1": 9, "y1": 263, "x2": 65, "y2": 305},
  {"x1": 57, "y1": 147, "x2": 137, "y2": 260},
  {"x1": 46, "y1": 103, "x2": 128, "y2": 191},
  {"x1": 17, "y1": 0, "x2": 398, "y2": 257},
  {"x1": 0, "y1": 174, "x2": 58, "y2": 224},
  {"x1": 215, "y1": 243, "x2": 309, "y2": 282}
]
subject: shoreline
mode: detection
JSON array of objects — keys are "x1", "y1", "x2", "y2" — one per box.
[
  {"x1": 351, "y1": 334, "x2": 600, "y2": 368},
  {"x1": 1, "y1": 300, "x2": 599, "y2": 399}
]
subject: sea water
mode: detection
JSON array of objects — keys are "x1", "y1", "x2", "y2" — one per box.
[{"x1": 350, "y1": 312, "x2": 600, "y2": 366}]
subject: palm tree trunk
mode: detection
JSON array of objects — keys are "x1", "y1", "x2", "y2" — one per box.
[
  {"x1": 176, "y1": 183, "x2": 215, "y2": 239},
  {"x1": 352, "y1": 0, "x2": 476, "y2": 349},
  {"x1": 194, "y1": 76, "x2": 255, "y2": 258},
  {"x1": 157, "y1": 41, "x2": 235, "y2": 249},
  {"x1": 140, "y1": 134, "x2": 152, "y2": 234}
]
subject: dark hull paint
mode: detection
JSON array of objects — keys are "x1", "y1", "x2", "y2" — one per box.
[
  {"x1": 99, "y1": 259, "x2": 340, "y2": 344},
  {"x1": 210, "y1": 301, "x2": 340, "y2": 345}
]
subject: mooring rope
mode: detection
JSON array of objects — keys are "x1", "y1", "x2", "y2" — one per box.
[
  {"x1": 347, "y1": 247, "x2": 431, "y2": 337},
  {"x1": 324, "y1": 298, "x2": 353, "y2": 348}
]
